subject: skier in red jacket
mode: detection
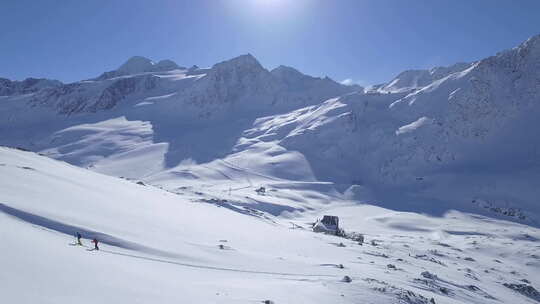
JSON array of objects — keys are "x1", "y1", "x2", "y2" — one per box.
[{"x1": 91, "y1": 238, "x2": 99, "y2": 251}]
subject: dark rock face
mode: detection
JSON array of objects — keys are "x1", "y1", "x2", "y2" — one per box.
[
  {"x1": 28, "y1": 74, "x2": 159, "y2": 114},
  {"x1": 503, "y1": 283, "x2": 540, "y2": 301},
  {"x1": 0, "y1": 77, "x2": 62, "y2": 96}
]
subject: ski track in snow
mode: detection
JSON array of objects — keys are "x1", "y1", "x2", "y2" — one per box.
[
  {"x1": 0, "y1": 203, "x2": 343, "y2": 279},
  {"x1": 0, "y1": 202, "x2": 184, "y2": 259}
]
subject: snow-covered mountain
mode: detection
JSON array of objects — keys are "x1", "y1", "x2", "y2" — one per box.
[
  {"x1": 4, "y1": 54, "x2": 355, "y2": 116},
  {"x1": 0, "y1": 53, "x2": 358, "y2": 174},
  {"x1": 1, "y1": 35, "x2": 540, "y2": 227},
  {"x1": 251, "y1": 34, "x2": 540, "y2": 222}
]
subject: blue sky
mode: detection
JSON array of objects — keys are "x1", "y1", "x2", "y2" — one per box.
[{"x1": 1, "y1": 0, "x2": 540, "y2": 86}]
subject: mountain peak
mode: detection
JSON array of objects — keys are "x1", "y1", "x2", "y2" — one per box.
[
  {"x1": 117, "y1": 56, "x2": 155, "y2": 74},
  {"x1": 271, "y1": 65, "x2": 304, "y2": 78},
  {"x1": 212, "y1": 54, "x2": 264, "y2": 71},
  {"x1": 155, "y1": 59, "x2": 180, "y2": 71},
  {"x1": 116, "y1": 56, "x2": 180, "y2": 75},
  {"x1": 93, "y1": 56, "x2": 182, "y2": 80},
  {"x1": 231, "y1": 53, "x2": 259, "y2": 64},
  {"x1": 514, "y1": 33, "x2": 540, "y2": 59}
]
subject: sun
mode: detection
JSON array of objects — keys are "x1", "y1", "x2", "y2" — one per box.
[{"x1": 252, "y1": 0, "x2": 286, "y2": 8}]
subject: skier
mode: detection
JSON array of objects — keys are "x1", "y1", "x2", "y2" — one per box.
[
  {"x1": 91, "y1": 238, "x2": 99, "y2": 251},
  {"x1": 76, "y1": 232, "x2": 82, "y2": 245}
]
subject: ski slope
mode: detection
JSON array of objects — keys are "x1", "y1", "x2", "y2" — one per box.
[{"x1": 2, "y1": 146, "x2": 540, "y2": 304}]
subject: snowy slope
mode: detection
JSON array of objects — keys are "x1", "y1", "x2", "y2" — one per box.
[
  {"x1": 2, "y1": 146, "x2": 540, "y2": 304},
  {"x1": 371, "y1": 62, "x2": 471, "y2": 93},
  {"x1": 213, "y1": 35, "x2": 540, "y2": 224}
]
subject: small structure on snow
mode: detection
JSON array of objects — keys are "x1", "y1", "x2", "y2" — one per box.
[{"x1": 313, "y1": 215, "x2": 340, "y2": 235}]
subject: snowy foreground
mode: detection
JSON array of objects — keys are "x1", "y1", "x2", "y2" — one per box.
[{"x1": 1, "y1": 146, "x2": 539, "y2": 304}]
